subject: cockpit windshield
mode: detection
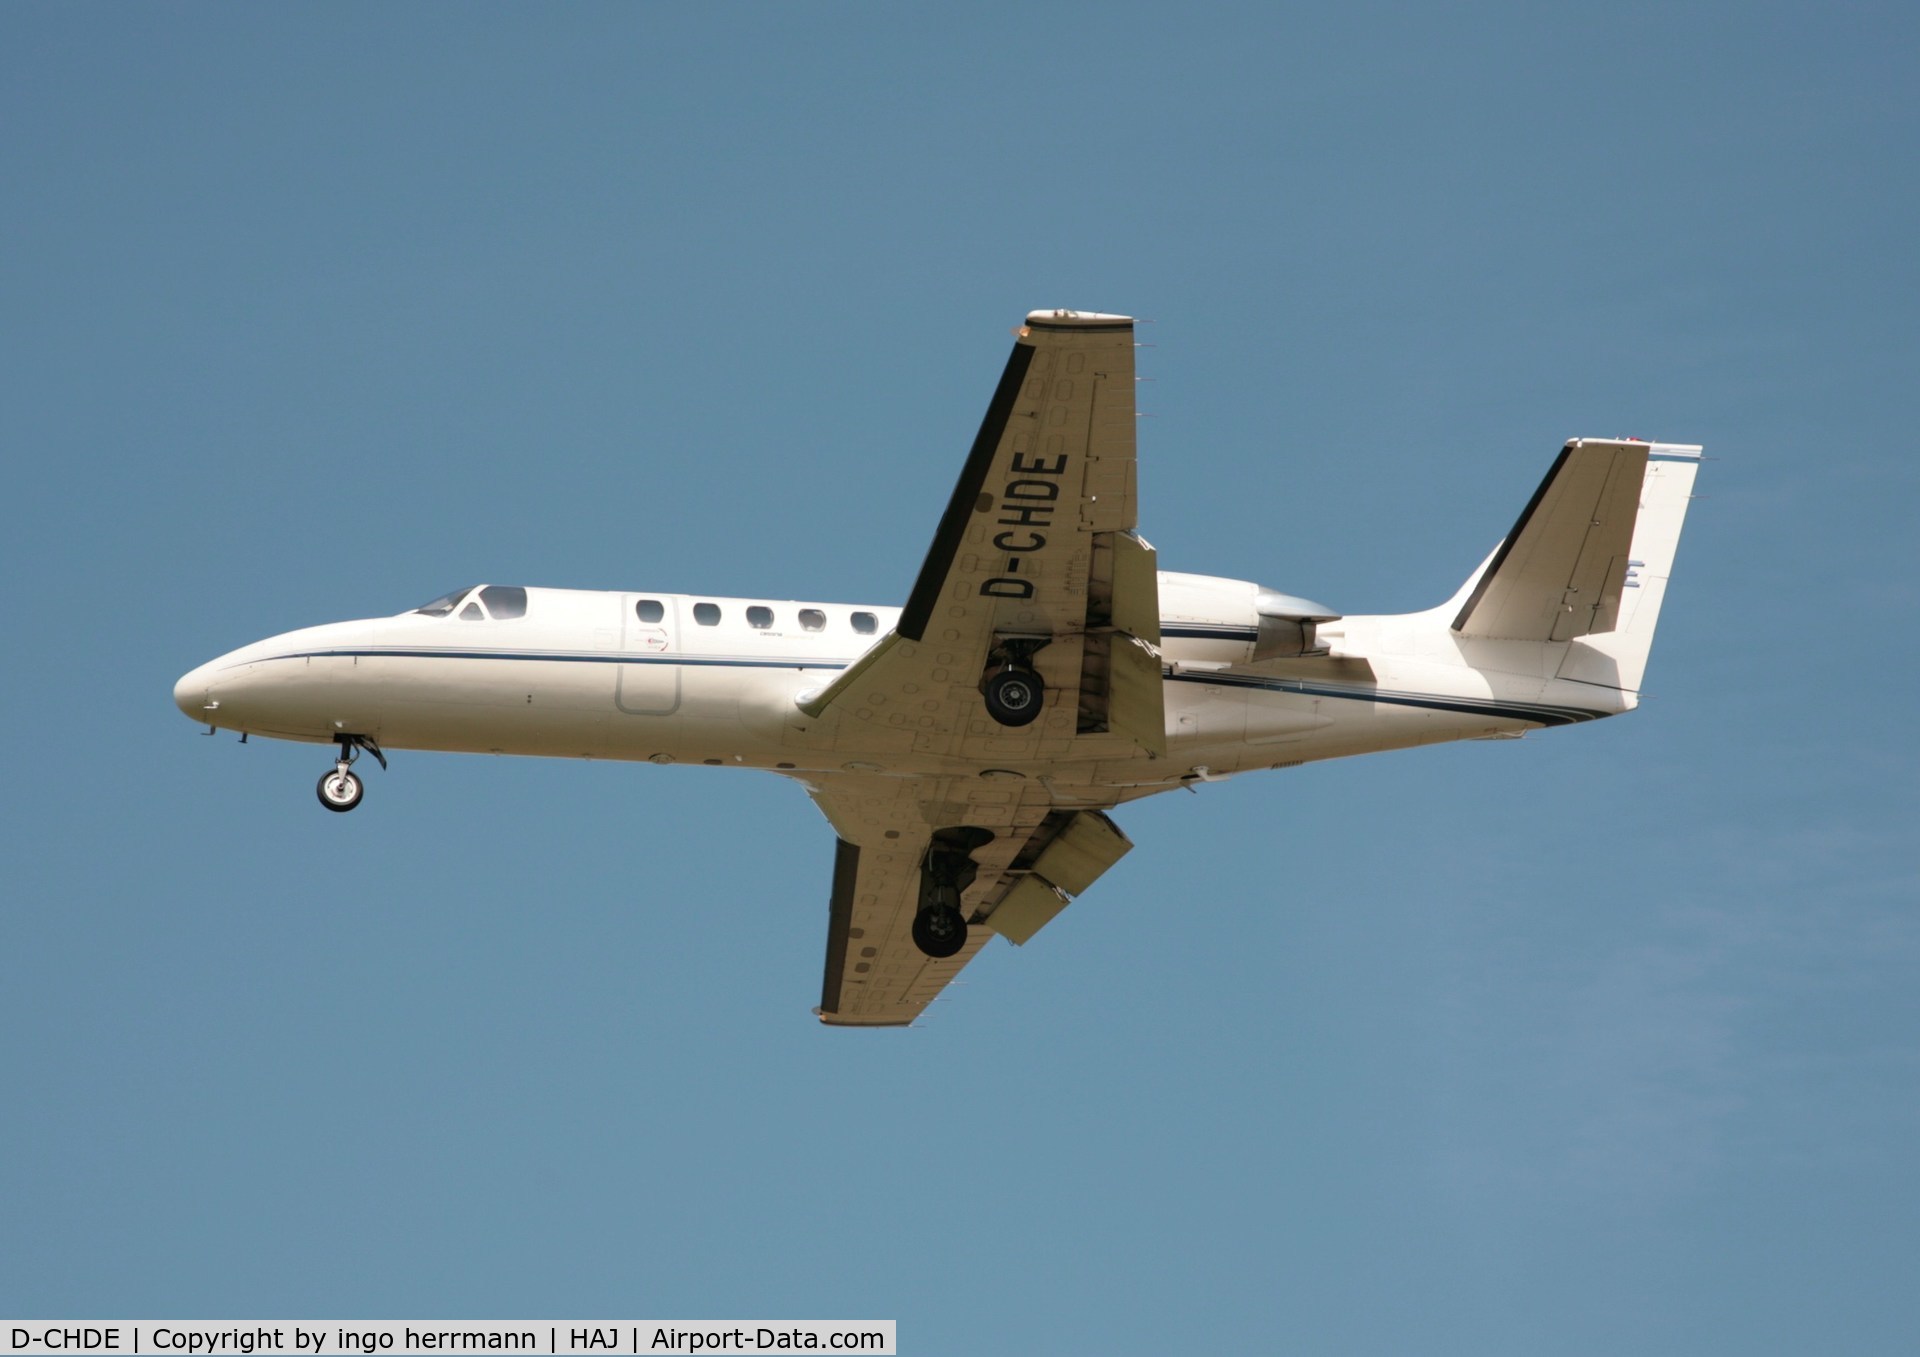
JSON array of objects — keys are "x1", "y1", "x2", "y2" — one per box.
[
  {"x1": 410, "y1": 585, "x2": 530, "y2": 619},
  {"x1": 412, "y1": 587, "x2": 478, "y2": 617}
]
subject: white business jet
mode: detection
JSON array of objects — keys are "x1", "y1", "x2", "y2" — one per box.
[{"x1": 174, "y1": 310, "x2": 1700, "y2": 1026}]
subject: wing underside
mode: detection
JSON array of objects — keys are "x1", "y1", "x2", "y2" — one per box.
[
  {"x1": 800, "y1": 311, "x2": 1160, "y2": 1025},
  {"x1": 800, "y1": 311, "x2": 1164, "y2": 761},
  {"x1": 806, "y1": 773, "x2": 1134, "y2": 1026}
]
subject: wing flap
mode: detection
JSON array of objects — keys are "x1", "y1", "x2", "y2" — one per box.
[
  {"x1": 986, "y1": 809, "x2": 1133, "y2": 947},
  {"x1": 1106, "y1": 633, "x2": 1168, "y2": 757},
  {"x1": 1030, "y1": 809, "x2": 1132, "y2": 895},
  {"x1": 1109, "y1": 530, "x2": 1161, "y2": 645},
  {"x1": 987, "y1": 876, "x2": 1070, "y2": 946}
]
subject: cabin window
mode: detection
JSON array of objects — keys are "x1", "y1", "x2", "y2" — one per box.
[
  {"x1": 798, "y1": 608, "x2": 826, "y2": 632},
  {"x1": 852, "y1": 611, "x2": 878, "y2": 635},
  {"x1": 480, "y1": 585, "x2": 527, "y2": 619},
  {"x1": 459, "y1": 601, "x2": 485, "y2": 621},
  {"x1": 693, "y1": 602, "x2": 721, "y2": 626},
  {"x1": 635, "y1": 598, "x2": 665, "y2": 623},
  {"x1": 746, "y1": 606, "x2": 774, "y2": 629}
]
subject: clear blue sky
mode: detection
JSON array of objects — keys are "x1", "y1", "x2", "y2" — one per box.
[{"x1": 4, "y1": 4, "x2": 1916, "y2": 1352}]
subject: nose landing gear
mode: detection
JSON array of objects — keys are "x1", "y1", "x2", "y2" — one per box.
[{"x1": 316, "y1": 734, "x2": 384, "y2": 813}]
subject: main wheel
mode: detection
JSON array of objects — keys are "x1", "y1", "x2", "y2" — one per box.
[
  {"x1": 317, "y1": 768, "x2": 364, "y2": 813},
  {"x1": 983, "y1": 665, "x2": 1044, "y2": 727},
  {"x1": 911, "y1": 905, "x2": 968, "y2": 959}
]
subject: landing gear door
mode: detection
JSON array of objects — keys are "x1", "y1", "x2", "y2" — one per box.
[{"x1": 618, "y1": 595, "x2": 681, "y2": 716}]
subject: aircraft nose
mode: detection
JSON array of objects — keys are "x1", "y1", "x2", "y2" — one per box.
[{"x1": 173, "y1": 662, "x2": 216, "y2": 722}]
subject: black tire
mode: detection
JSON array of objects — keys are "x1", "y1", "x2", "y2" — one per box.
[
  {"x1": 983, "y1": 665, "x2": 1044, "y2": 727},
  {"x1": 317, "y1": 768, "x2": 364, "y2": 813},
  {"x1": 911, "y1": 905, "x2": 968, "y2": 959}
]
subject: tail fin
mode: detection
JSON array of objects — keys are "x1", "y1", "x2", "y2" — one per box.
[
  {"x1": 1556, "y1": 442, "x2": 1701, "y2": 694},
  {"x1": 1448, "y1": 439, "x2": 1702, "y2": 695}
]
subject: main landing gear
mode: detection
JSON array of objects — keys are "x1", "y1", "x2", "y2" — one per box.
[
  {"x1": 911, "y1": 893, "x2": 968, "y2": 959},
  {"x1": 911, "y1": 828, "x2": 993, "y2": 959},
  {"x1": 316, "y1": 734, "x2": 385, "y2": 813},
  {"x1": 981, "y1": 638, "x2": 1048, "y2": 729},
  {"x1": 983, "y1": 663, "x2": 1045, "y2": 727}
]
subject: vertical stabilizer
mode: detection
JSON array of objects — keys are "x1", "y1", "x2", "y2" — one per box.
[
  {"x1": 1555, "y1": 443, "x2": 1702, "y2": 695},
  {"x1": 1452, "y1": 439, "x2": 1653, "y2": 642}
]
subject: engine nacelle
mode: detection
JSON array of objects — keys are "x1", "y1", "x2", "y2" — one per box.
[
  {"x1": 1254, "y1": 589, "x2": 1340, "y2": 660},
  {"x1": 1158, "y1": 572, "x2": 1340, "y2": 665}
]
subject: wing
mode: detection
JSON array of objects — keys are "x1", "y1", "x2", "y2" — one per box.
[
  {"x1": 805, "y1": 771, "x2": 1135, "y2": 1026},
  {"x1": 800, "y1": 310, "x2": 1165, "y2": 759}
]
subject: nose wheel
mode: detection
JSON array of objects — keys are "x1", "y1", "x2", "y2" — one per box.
[
  {"x1": 317, "y1": 767, "x2": 363, "y2": 812},
  {"x1": 316, "y1": 734, "x2": 383, "y2": 813}
]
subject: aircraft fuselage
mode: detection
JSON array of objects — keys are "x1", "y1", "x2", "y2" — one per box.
[{"x1": 174, "y1": 577, "x2": 1622, "y2": 796}]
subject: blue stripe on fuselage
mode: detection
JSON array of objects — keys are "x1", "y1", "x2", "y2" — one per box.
[
  {"x1": 256, "y1": 648, "x2": 850, "y2": 671},
  {"x1": 251, "y1": 647, "x2": 1609, "y2": 727},
  {"x1": 1160, "y1": 624, "x2": 1258, "y2": 641},
  {"x1": 1166, "y1": 669, "x2": 1607, "y2": 726}
]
